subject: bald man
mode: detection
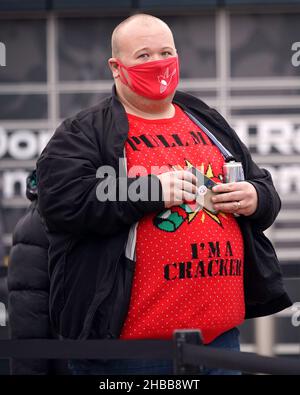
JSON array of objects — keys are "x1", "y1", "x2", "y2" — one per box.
[{"x1": 37, "y1": 14, "x2": 291, "y2": 375}]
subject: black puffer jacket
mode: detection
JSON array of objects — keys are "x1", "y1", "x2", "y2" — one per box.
[
  {"x1": 0, "y1": 210, "x2": 4, "y2": 266},
  {"x1": 8, "y1": 171, "x2": 67, "y2": 375}
]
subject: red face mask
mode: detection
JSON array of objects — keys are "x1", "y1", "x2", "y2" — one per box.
[{"x1": 116, "y1": 56, "x2": 180, "y2": 100}]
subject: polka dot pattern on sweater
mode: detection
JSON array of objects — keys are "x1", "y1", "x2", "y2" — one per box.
[{"x1": 120, "y1": 104, "x2": 245, "y2": 344}]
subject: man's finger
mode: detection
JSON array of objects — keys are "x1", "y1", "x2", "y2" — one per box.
[
  {"x1": 182, "y1": 191, "x2": 197, "y2": 203},
  {"x1": 212, "y1": 191, "x2": 244, "y2": 204},
  {"x1": 212, "y1": 182, "x2": 238, "y2": 193},
  {"x1": 177, "y1": 179, "x2": 197, "y2": 194},
  {"x1": 213, "y1": 200, "x2": 245, "y2": 213},
  {"x1": 176, "y1": 170, "x2": 198, "y2": 185}
]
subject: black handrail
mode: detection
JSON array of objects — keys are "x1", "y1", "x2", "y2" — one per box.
[{"x1": 0, "y1": 336, "x2": 299, "y2": 375}]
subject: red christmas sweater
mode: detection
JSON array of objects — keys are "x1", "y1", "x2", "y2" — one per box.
[{"x1": 120, "y1": 104, "x2": 245, "y2": 344}]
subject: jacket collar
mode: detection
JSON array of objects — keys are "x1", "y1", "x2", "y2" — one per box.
[{"x1": 109, "y1": 84, "x2": 236, "y2": 162}]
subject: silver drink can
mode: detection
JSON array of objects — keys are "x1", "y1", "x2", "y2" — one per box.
[{"x1": 223, "y1": 161, "x2": 245, "y2": 183}]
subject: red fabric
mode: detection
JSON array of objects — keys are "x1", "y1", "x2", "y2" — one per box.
[
  {"x1": 117, "y1": 56, "x2": 179, "y2": 100},
  {"x1": 120, "y1": 104, "x2": 245, "y2": 344}
]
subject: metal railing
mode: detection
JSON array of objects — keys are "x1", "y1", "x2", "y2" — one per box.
[{"x1": 0, "y1": 330, "x2": 300, "y2": 375}]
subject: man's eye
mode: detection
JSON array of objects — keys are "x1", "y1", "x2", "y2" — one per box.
[
  {"x1": 138, "y1": 53, "x2": 149, "y2": 59},
  {"x1": 162, "y1": 51, "x2": 172, "y2": 57}
]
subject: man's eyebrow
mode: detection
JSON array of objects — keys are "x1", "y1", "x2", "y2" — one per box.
[
  {"x1": 133, "y1": 46, "x2": 174, "y2": 56},
  {"x1": 133, "y1": 47, "x2": 150, "y2": 55},
  {"x1": 161, "y1": 46, "x2": 174, "y2": 51}
]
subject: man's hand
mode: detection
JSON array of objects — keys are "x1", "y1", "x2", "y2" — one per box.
[
  {"x1": 157, "y1": 170, "x2": 198, "y2": 209},
  {"x1": 211, "y1": 181, "x2": 258, "y2": 216}
]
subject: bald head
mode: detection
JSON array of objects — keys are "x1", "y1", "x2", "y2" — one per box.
[{"x1": 111, "y1": 14, "x2": 175, "y2": 58}]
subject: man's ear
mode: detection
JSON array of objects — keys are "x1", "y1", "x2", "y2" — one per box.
[{"x1": 108, "y1": 58, "x2": 119, "y2": 78}]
